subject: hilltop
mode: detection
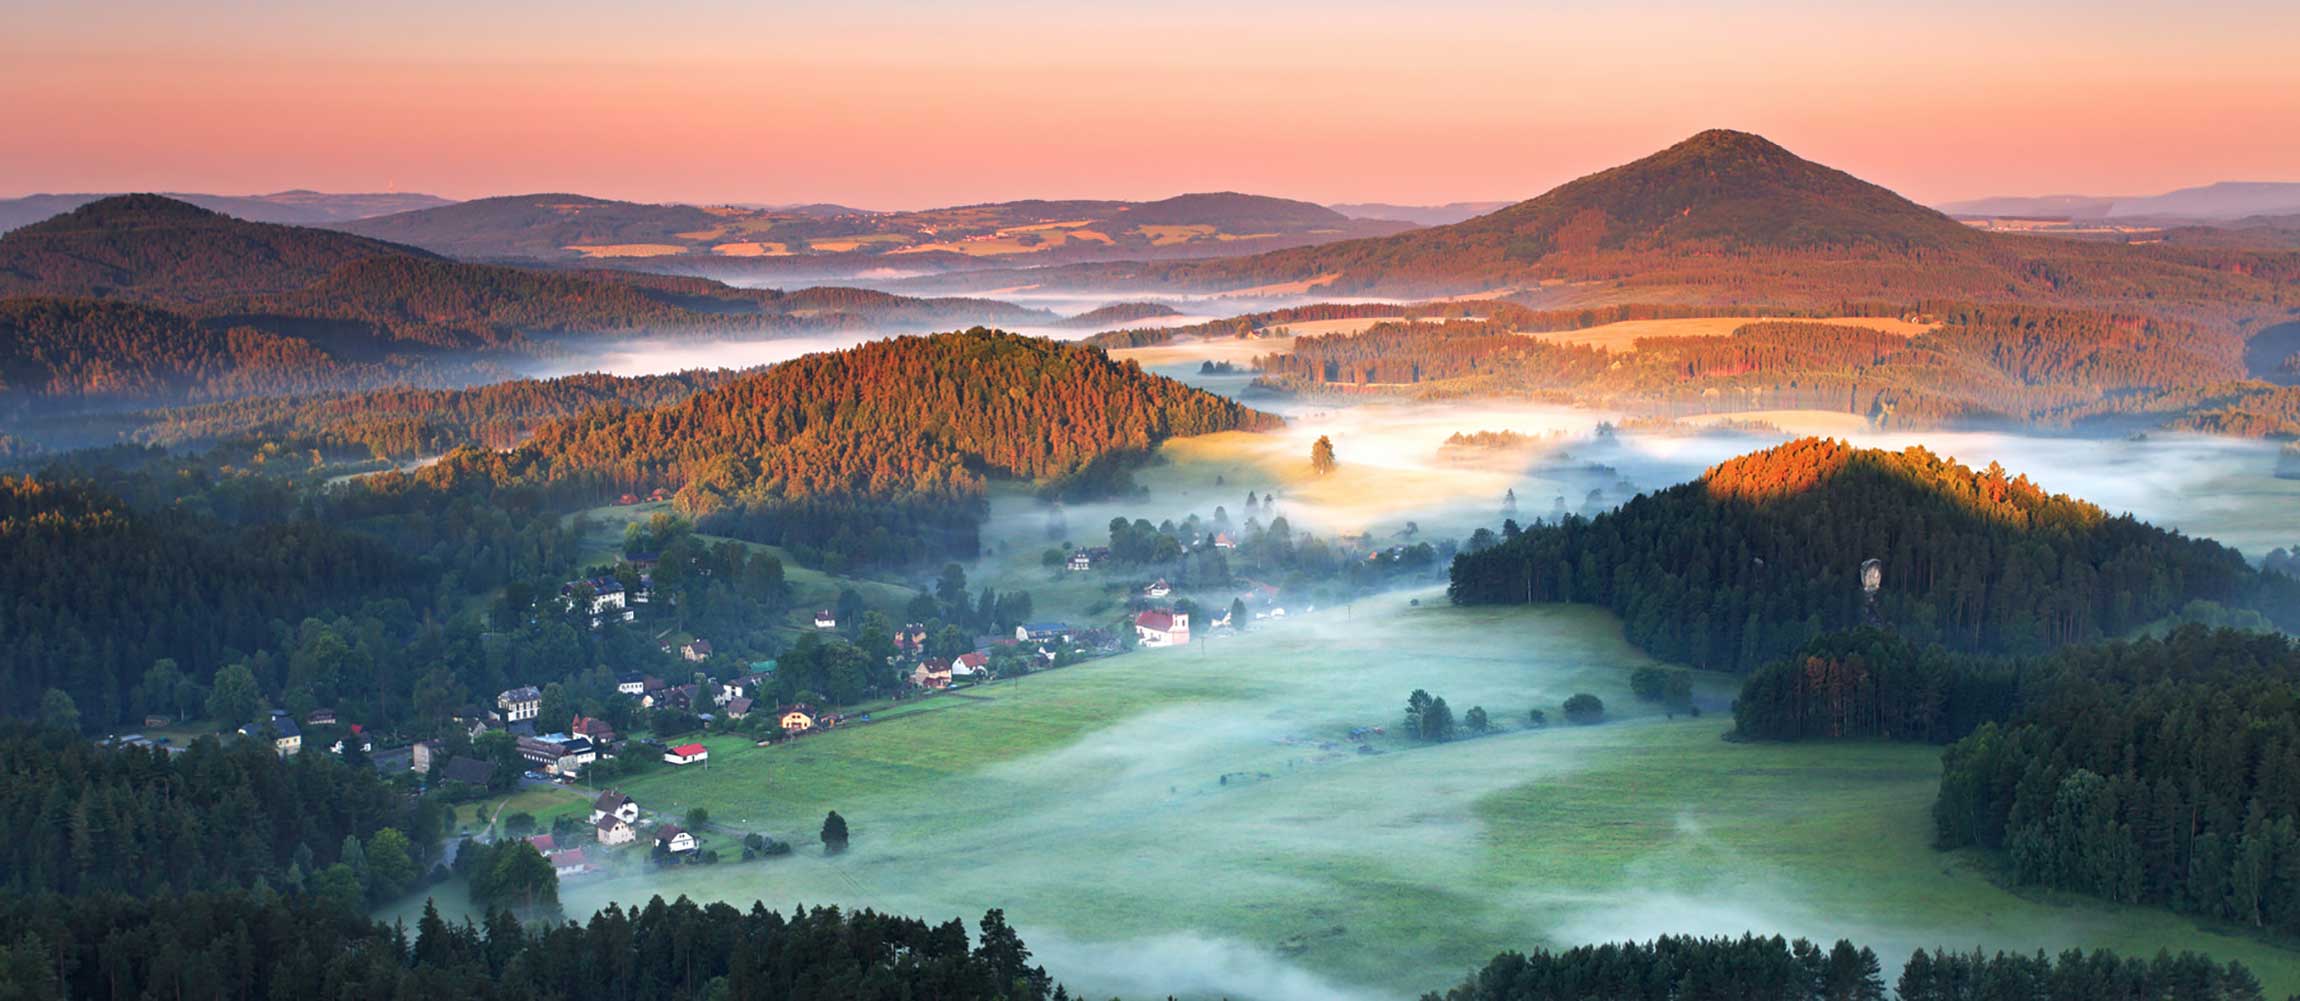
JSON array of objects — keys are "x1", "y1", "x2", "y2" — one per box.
[
  {"x1": 0, "y1": 189, "x2": 452, "y2": 234},
  {"x1": 0, "y1": 196, "x2": 1060, "y2": 412},
  {"x1": 1451, "y1": 437, "x2": 2298, "y2": 671},
  {"x1": 418, "y1": 327, "x2": 1281, "y2": 565}
]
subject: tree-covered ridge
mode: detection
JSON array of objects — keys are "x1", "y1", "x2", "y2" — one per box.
[
  {"x1": 1448, "y1": 438, "x2": 2292, "y2": 672},
  {"x1": 414, "y1": 328, "x2": 1280, "y2": 563},
  {"x1": 0, "y1": 194, "x2": 434, "y2": 302},
  {"x1": 124, "y1": 369, "x2": 744, "y2": 456}
]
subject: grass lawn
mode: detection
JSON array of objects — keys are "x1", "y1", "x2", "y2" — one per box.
[{"x1": 462, "y1": 596, "x2": 2300, "y2": 1000}]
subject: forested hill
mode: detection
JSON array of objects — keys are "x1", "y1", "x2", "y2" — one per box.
[
  {"x1": 413, "y1": 328, "x2": 1279, "y2": 564},
  {"x1": 0, "y1": 196, "x2": 1059, "y2": 414},
  {"x1": 0, "y1": 194, "x2": 434, "y2": 301},
  {"x1": 1449, "y1": 437, "x2": 2299, "y2": 672},
  {"x1": 951, "y1": 130, "x2": 2300, "y2": 321}
]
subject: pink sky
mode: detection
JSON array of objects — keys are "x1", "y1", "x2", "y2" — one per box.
[{"x1": 5, "y1": 1, "x2": 2296, "y2": 209}]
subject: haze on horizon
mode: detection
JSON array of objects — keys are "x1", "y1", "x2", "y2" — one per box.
[{"x1": 5, "y1": 0, "x2": 2297, "y2": 210}]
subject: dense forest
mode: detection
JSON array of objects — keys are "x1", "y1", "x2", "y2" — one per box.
[
  {"x1": 1928, "y1": 629, "x2": 2300, "y2": 934},
  {"x1": 1426, "y1": 933, "x2": 2267, "y2": 1001},
  {"x1": 0, "y1": 724, "x2": 443, "y2": 902},
  {"x1": 414, "y1": 328, "x2": 1279, "y2": 566},
  {"x1": 1449, "y1": 438, "x2": 2299, "y2": 672},
  {"x1": 0, "y1": 892, "x2": 1062, "y2": 1001}
]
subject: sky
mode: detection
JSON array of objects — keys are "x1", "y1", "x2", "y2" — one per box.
[{"x1": 4, "y1": 0, "x2": 2297, "y2": 210}]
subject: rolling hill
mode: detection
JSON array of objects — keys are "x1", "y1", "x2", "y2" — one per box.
[
  {"x1": 0, "y1": 189, "x2": 453, "y2": 234},
  {"x1": 334, "y1": 190, "x2": 1411, "y2": 270},
  {"x1": 0, "y1": 196, "x2": 1064, "y2": 413},
  {"x1": 892, "y1": 130, "x2": 2300, "y2": 321}
]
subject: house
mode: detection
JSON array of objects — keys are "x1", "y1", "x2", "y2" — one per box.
[
  {"x1": 591, "y1": 789, "x2": 641, "y2": 825},
  {"x1": 307, "y1": 708, "x2": 338, "y2": 727},
  {"x1": 651, "y1": 683, "x2": 699, "y2": 712},
  {"x1": 548, "y1": 848, "x2": 592, "y2": 876},
  {"x1": 329, "y1": 724, "x2": 373, "y2": 756},
  {"x1": 812, "y1": 609, "x2": 837, "y2": 630},
  {"x1": 438, "y1": 756, "x2": 496, "y2": 788},
  {"x1": 411, "y1": 740, "x2": 443, "y2": 775},
  {"x1": 498, "y1": 686, "x2": 542, "y2": 723},
  {"x1": 614, "y1": 673, "x2": 648, "y2": 697},
  {"x1": 1134, "y1": 608, "x2": 1191, "y2": 647},
  {"x1": 724, "y1": 697, "x2": 754, "y2": 719},
  {"x1": 775, "y1": 705, "x2": 819, "y2": 734},
  {"x1": 952, "y1": 651, "x2": 989, "y2": 679},
  {"x1": 1142, "y1": 578, "x2": 1172, "y2": 599},
  {"x1": 1213, "y1": 532, "x2": 1237, "y2": 550},
  {"x1": 663, "y1": 742, "x2": 709, "y2": 766},
  {"x1": 143, "y1": 714, "x2": 172, "y2": 729},
  {"x1": 681, "y1": 639, "x2": 713, "y2": 663},
  {"x1": 595, "y1": 814, "x2": 636, "y2": 847},
  {"x1": 238, "y1": 711, "x2": 302, "y2": 756},
  {"x1": 894, "y1": 623, "x2": 929, "y2": 652},
  {"x1": 561, "y1": 577, "x2": 634, "y2": 628},
  {"x1": 911, "y1": 658, "x2": 953, "y2": 689},
  {"x1": 526, "y1": 834, "x2": 558, "y2": 853},
  {"x1": 1015, "y1": 621, "x2": 1071, "y2": 644},
  {"x1": 553, "y1": 736, "x2": 597, "y2": 775},
  {"x1": 655, "y1": 825, "x2": 698, "y2": 854},
  {"x1": 648, "y1": 487, "x2": 673, "y2": 502},
  {"x1": 571, "y1": 715, "x2": 618, "y2": 745}
]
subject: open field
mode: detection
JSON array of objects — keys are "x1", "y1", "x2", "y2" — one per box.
[
  {"x1": 1522, "y1": 315, "x2": 1938, "y2": 353},
  {"x1": 561, "y1": 243, "x2": 691, "y2": 258},
  {"x1": 1108, "y1": 335, "x2": 1295, "y2": 370},
  {"x1": 493, "y1": 597, "x2": 2300, "y2": 1000}
]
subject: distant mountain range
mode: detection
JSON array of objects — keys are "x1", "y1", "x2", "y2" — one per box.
[
  {"x1": 0, "y1": 196, "x2": 1064, "y2": 411},
  {"x1": 879, "y1": 130, "x2": 2299, "y2": 324},
  {"x1": 1939, "y1": 181, "x2": 2300, "y2": 222},
  {"x1": 330, "y1": 191, "x2": 1412, "y2": 270},
  {"x1": 0, "y1": 190, "x2": 452, "y2": 234},
  {"x1": 1327, "y1": 201, "x2": 1513, "y2": 226}
]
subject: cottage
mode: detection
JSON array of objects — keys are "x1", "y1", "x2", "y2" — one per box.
[
  {"x1": 681, "y1": 639, "x2": 713, "y2": 663},
  {"x1": 910, "y1": 658, "x2": 954, "y2": 689},
  {"x1": 560, "y1": 578, "x2": 634, "y2": 628},
  {"x1": 724, "y1": 697, "x2": 755, "y2": 719},
  {"x1": 1066, "y1": 550, "x2": 1095, "y2": 572},
  {"x1": 614, "y1": 673, "x2": 648, "y2": 697},
  {"x1": 526, "y1": 834, "x2": 558, "y2": 854},
  {"x1": 548, "y1": 848, "x2": 592, "y2": 876},
  {"x1": 1213, "y1": 532, "x2": 1238, "y2": 550},
  {"x1": 1142, "y1": 578, "x2": 1172, "y2": 599},
  {"x1": 952, "y1": 651, "x2": 989, "y2": 679},
  {"x1": 553, "y1": 736, "x2": 597, "y2": 775},
  {"x1": 411, "y1": 740, "x2": 443, "y2": 775},
  {"x1": 594, "y1": 814, "x2": 636, "y2": 847},
  {"x1": 307, "y1": 708, "x2": 338, "y2": 727},
  {"x1": 497, "y1": 686, "x2": 542, "y2": 723},
  {"x1": 650, "y1": 683, "x2": 699, "y2": 712},
  {"x1": 655, "y1": 825, "x2": 698, "y2": 854},
  {"x1": 1134, "y1": 608, "x2": 1191, "y2": 648},
  {"x1": 812, "y1": 609, "x2": 838, "y2": 630},
  {"x1": 591, "y1": 789, "x2": 641, "y2": 825},
  {"x1": 663, "y1": 742, "x2": 709, "y2": 766}
]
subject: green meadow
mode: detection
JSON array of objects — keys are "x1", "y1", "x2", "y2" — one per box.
[{"x1": 510, "y1": 596, "x2": 2300, "y2": 1000}]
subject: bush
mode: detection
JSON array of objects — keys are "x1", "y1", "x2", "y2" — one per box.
[
  {"x1": 1629, "y1": 666, "x2": 1667, "y2": 702},
  {"x1": 1563, "y1": 693, "x2": 1605, "y2": 725}
]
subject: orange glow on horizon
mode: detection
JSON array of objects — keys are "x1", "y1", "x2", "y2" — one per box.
[{"x1": 4, "y1": 1, "x2": 2296, "y2": 208}]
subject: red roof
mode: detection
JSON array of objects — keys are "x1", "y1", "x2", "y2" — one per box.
[
  {"x1": 670, "y1": 743, "x2": 707, "y2": 756},
  {"x1": 1136, "y1": 610, "x2": 1179, "y2": 631}
]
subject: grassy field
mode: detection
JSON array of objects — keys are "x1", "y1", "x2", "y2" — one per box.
[
  {"x1": 1521, "y1": 315, "x2": 1937, "y2": 353},
  {"x1": 565, "y1": 500, "x2": 920, "y2": 624},
  {"x1": 456, "y1": 596, "x2": 2300, "y2": 1001}
]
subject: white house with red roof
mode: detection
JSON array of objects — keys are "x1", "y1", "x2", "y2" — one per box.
[
  {"x1": 662, "y1": 742, "x2": 709, "y2": 766},
  {"x1": 1134, "y1": 608, "x2": 1190, "y2": 647}
]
